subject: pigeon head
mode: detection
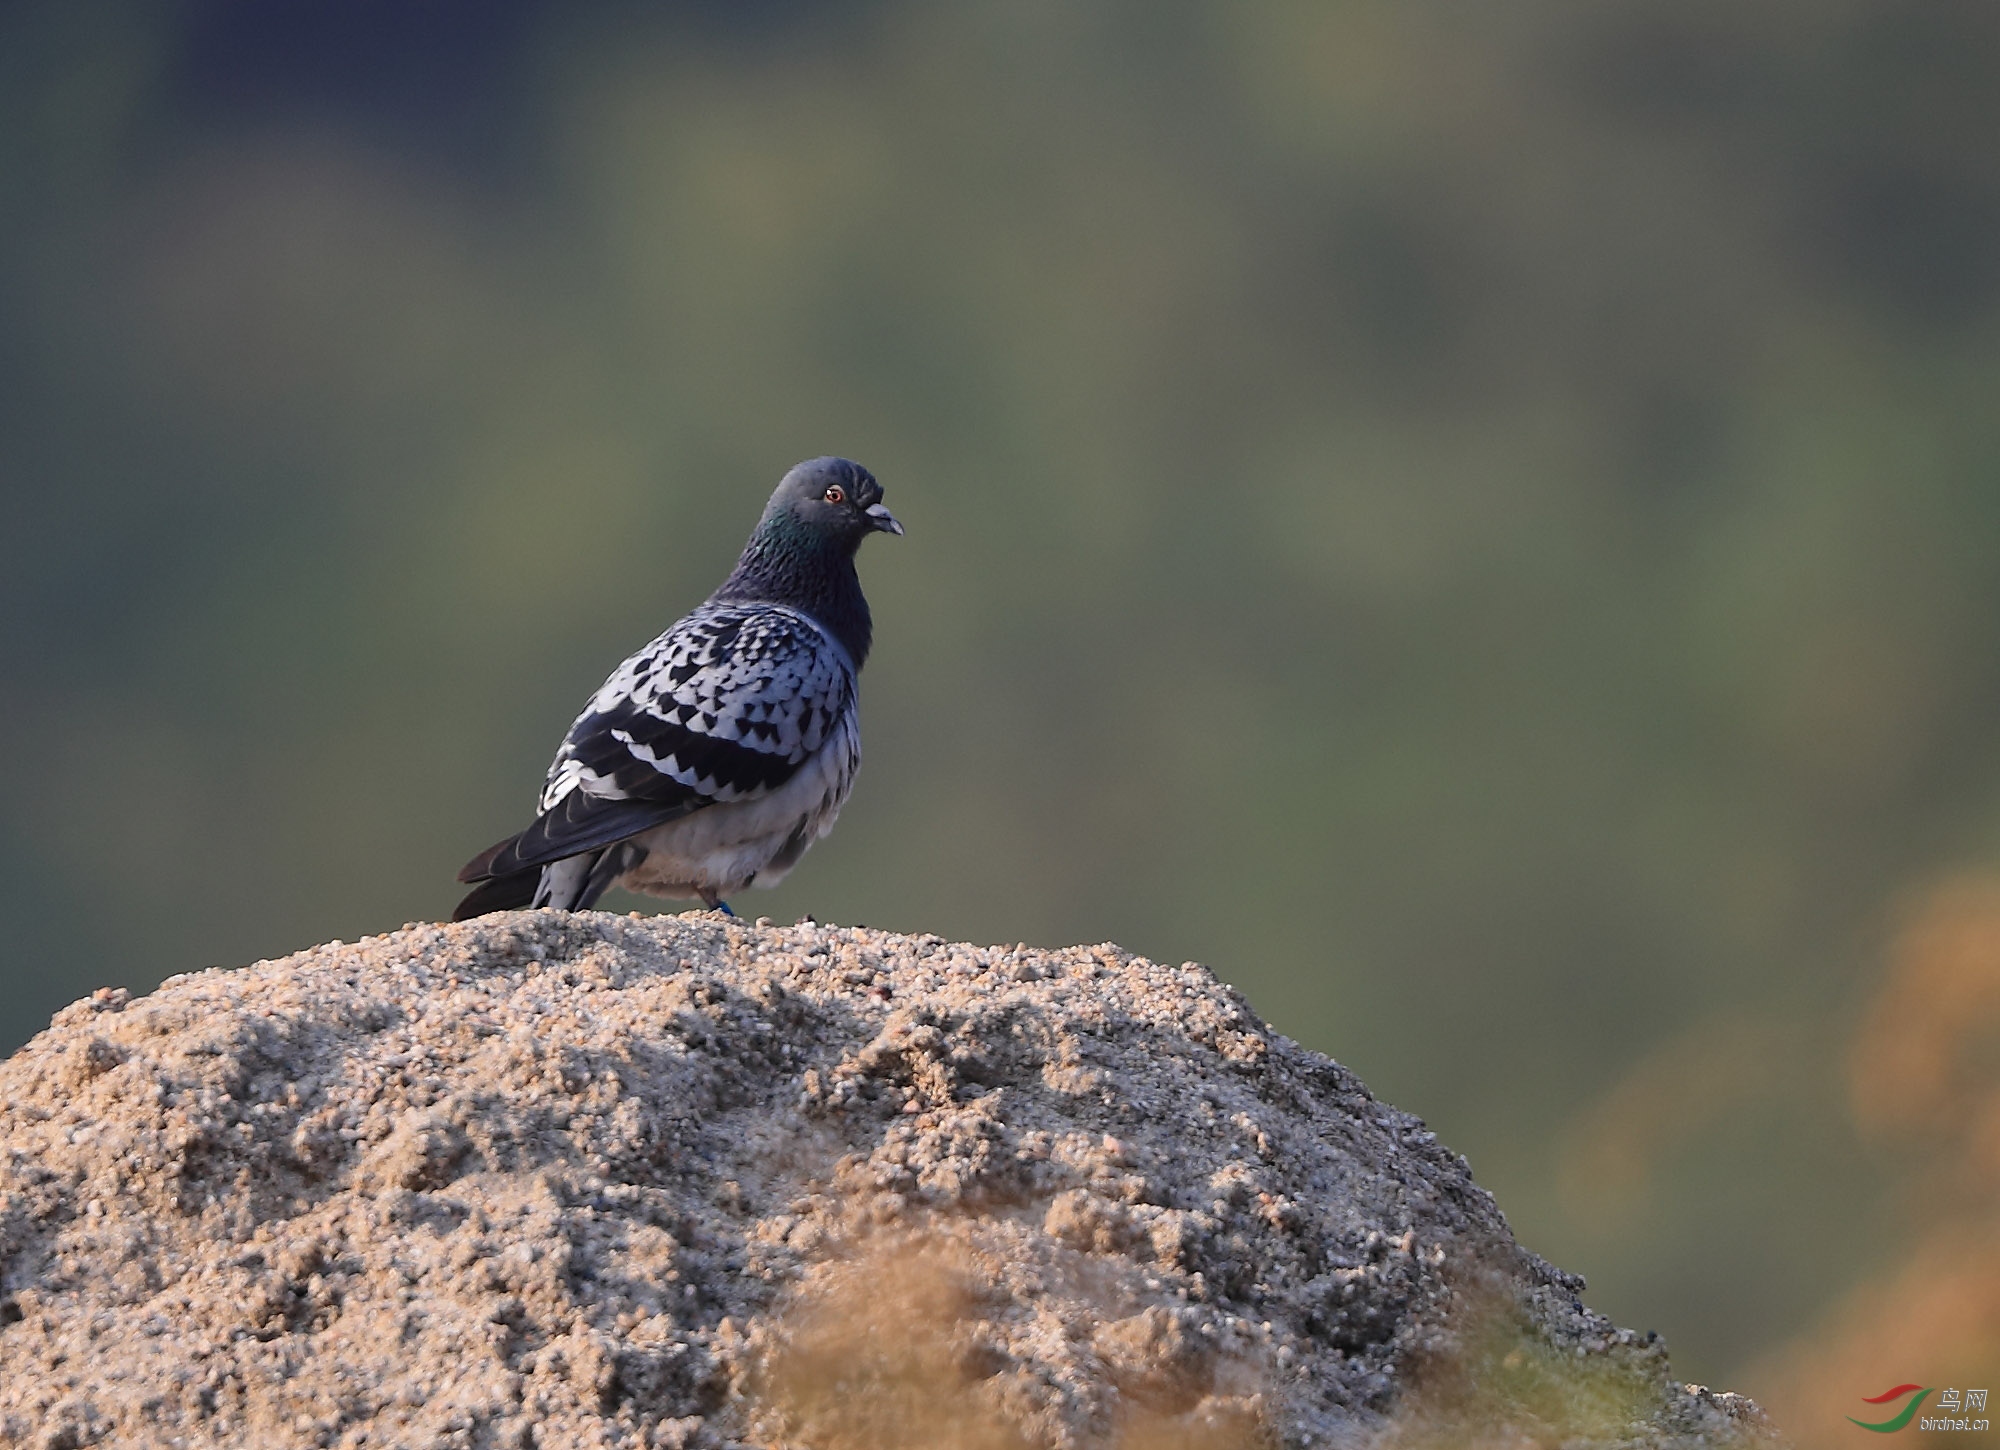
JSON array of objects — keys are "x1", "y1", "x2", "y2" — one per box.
[
  {"x1": 715, "y1": 457, "x2": 899, "y2": 666},
  {"x1": 759, "y1": 457, "x2": 903, "y2": 551}
]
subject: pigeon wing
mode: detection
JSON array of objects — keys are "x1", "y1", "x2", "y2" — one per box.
[{"x1": 460, "y1": 604, "x2": 856, "y2": 881}]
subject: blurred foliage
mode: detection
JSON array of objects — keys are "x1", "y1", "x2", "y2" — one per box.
[
  {"x1": 3, "y1": 0, "x2": 1999, "y2": 1415},
  {"x1": 752, "y1": 1237, "x2": 1271, "y2": 1450},
  {"x1": 1374, "y1": 1283, "x2": 1745, "y2": 1450},
  {"x1": 752, "y1": 1239, "x2": 1043, "y2": 1450},
  {"x1": 1752, "y1": 876, "x2": 2000, "y2": 1447}
]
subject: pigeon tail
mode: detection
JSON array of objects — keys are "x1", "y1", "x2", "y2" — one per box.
[{"x1": 452, "y1": 868, "x2": 539, "y2": 920}]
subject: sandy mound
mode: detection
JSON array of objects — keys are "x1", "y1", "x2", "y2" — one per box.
[{"x1": 0, "y1": 912, "x2": 1771, "y2": 1449}]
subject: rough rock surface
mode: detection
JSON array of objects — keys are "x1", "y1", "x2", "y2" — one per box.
[{"x1": 0, "y1": 912, "x2": 1772, "y2": 1449}]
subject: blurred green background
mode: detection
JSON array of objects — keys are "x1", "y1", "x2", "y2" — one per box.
[{"x1": 5, "y1": 0, "x2": 1998, "y2": 1414}]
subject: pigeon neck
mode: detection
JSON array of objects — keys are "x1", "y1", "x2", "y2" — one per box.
[{"x1": 713, "y1": 518, "x2": 873, "y2": 668}]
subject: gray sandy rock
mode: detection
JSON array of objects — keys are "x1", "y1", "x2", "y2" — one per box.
[{"x1": 0, "y1": 912, "x2": 1773, "y2": 1449}]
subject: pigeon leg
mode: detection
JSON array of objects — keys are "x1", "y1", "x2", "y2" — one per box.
[{"x1": 695, "y1": 887, "x2": 736, "y2": 916}]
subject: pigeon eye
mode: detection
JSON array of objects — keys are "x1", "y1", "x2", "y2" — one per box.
[{"x1": 823, "y1": 484, "x2": 846, "y2": 505}]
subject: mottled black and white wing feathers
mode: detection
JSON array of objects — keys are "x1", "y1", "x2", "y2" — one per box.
[
  {"x1": 457, "y1": 602, "x2": 856, "y2": 897},
  {"x1": 543, "y1": 603, "x2": 856, "y2": 814}
]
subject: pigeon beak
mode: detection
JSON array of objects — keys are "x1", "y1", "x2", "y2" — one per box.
[{"x1": 865, "y1": 502, "x2": 904, "y2": 536}]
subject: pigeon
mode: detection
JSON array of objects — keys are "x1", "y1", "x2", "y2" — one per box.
[{"x1": 453, "y1": 457, "x2": 901, "y2": 920}]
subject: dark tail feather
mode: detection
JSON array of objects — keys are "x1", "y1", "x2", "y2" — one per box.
[
  {"x1": 575, "y1": 841, "x2": 645, "y2": 911},
  {"x1": 458, "y1": 833, "x2": 523, "y2": 884},
  {"x1": 453, "y1": 867, "x2": 540, "y2": 921},
  {"x1": 465, "y1": 794, "x2": 693, "y2": 880}
]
